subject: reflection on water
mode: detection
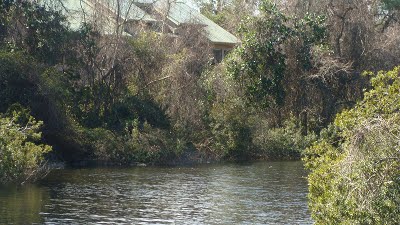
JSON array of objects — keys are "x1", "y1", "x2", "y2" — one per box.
[
  {"x1": 0, "y1": 161, "x2": 312, "y2": 224},
  {"x1": 0, "y1": 184, "x2": 47, "y2": 224}
]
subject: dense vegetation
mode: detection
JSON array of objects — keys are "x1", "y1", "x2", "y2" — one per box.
[
  {"x1": 0, "y1": 104, "x2": 51, "y2": 183},
  {"x1": 1, "y1": 4, "x2": 400, "y2": 223},
  {"x1": 304, "y1": 67, "x2": 400, "y2": 224}
]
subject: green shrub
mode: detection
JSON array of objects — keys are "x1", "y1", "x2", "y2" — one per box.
[
  {"x1": 0, "y1": 51, "x2": 37, "y2": 112},
  {"x1": 201, "y1": 61, "x2": 254, "y2": 160},
  {"x1": 127, "y1": 120, "x2": 177, "y2": 164},
  {"x1": 81, "y1": 127, "x2": 129, "y2": 163},
  {"x1": 207, "y1": 98, "x2": 254, "y2": 160},
  {"x1": 70, "y1": 122, "x2": 167, "y2": 164},
  {"x1": 0, "y1": 106, "x2": 52, "y2": 184},
  {"x1": 254, "y1": 116, "x2": 317, "y2": 159},
  {"x1": 304, "y1": 67, "x2": 400, "y2": 224}
]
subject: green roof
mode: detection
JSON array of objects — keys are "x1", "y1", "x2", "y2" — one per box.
[
  {"x1": 46, "y1": 0, "x2": 238, "y2": 45},
  {"x1": 106, "y1": 0, "x2": 157, "y2": 21},
  {"x1": 54, "y1": 0, "x2": 156, "y2": 31},
  {"x1": 153, "y1": 0, "x2": 238, "y2": 45}
]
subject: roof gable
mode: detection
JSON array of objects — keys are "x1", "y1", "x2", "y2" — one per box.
[
  {"x1": 141, "y1": 0, "x2": 239, "y2": 45},
  {"x1": 48, "y1": 0, "x2": 238, "y2": 45}
]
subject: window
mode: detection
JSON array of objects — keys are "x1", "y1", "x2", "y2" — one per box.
[{"x1": 213, "y1": 49, "x2": 223, "y2": 63}]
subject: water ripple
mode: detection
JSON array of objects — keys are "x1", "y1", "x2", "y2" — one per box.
[{"x1": 0, "y1": 161, "x2": 312, "y2": 224}]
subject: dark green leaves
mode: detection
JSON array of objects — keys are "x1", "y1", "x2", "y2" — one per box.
[{"x1": 228, "y1": 0, "x2": 326, "y2": 109}]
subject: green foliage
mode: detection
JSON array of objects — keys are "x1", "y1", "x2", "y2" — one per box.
[
  {"x1": 0, "y1": 0, "x2": 341, "y2": 169},
  {"x1": 202, "y1": 62, "x2": 255, "y2": 160},
  {"x1": 228, "y1": 0, "x2": 326, "y2": 108},
  {"x1": 22, "y1": 2, "x2": 70, "y2": 64},
  {"x1": 304, "y1": 66, "x2": 400, "y2": 224},
  {"x1": 0, "y1": 0, "x2": 223, "y2": 171},
  {"x1": 0, "y1": 106, "x2": 52, "y2": 184},
  {"x1": 112, "y1": 96, "x2": 170, "y2": 130},
  {"x1": 0, "y1": 0, "x2": 9, "y2": 44},
  {"x1": 126, "y1": 119, "x2": 177, "y2": 164},
  {"x1": 203, "y1": 57, "x2": 318, "y2": 160},
  {"x1": 201, "y1": 5, "x2": 228, "y2": 26},
  {"x1": 382, "y1": 0, "x2": 400, "y2": 10},
  {"x1": 209, "y1": 100, "x2": 254, "y2": 160},
  {"x1": 0, "y1": 1, "x2": 71, "y2": 64},
  {"x1": 336, "y1": 68, "x2": 400, "y2": 135},
  {"x1": 254, "y1": 116, "x2": 317, "y2": 159},
  {"x1": 0, "y1": 51, "x2": 37, "y2": 112},
  {"x1": 81, "y1": 127, "x2": 128, "y2": 162}
]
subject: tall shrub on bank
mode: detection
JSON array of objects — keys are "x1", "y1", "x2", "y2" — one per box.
[
  {"x1": 228, "y1": 0, "x2": 327, "y2": 126},
  {"x1": 0, "y1": 107, "x2": 52, "y2": 184},
  {"x1": 304, "y1": 66, "x2": 400, "y2": 224}
]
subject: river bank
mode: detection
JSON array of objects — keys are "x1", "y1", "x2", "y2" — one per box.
[{"x1": 51, "y1": 147, "x2": 303, "y2": 169}]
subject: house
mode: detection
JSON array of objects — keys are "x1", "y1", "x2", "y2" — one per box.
[
  {"x1": 52, "y1": 0, "x2": 239, "y2": 61},
  {"x1": 129, "y1": 0, "x2": 239, "y2": 61}
]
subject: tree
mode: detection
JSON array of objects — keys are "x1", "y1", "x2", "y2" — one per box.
[
  {"x1": 0, "y1": 0, "x2": 71, "y2": 64},
  {"x1": 0, "y1": 105, "x2": 52, "y2": 184},
  {"x1": 199, "y1": 0, "x2": 257, "y2": 34},
  {"x1": 304, "y1": 66, "x2": 400, "y2": 224},
  {"x1": 227, "y1": 0, "x2": 326, "y2": 126}
]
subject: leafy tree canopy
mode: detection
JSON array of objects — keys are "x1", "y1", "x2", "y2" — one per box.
[
  {"x1": 304, "y1": 66, "x2": 400, "y2": 224},
  {"x1": 227, "y1": 0, "x2": 326, "y2": 108}
]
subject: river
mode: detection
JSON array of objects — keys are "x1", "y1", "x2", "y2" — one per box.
[{"x1": 0, "y1": 161, "x2": 312, "y2": 224}]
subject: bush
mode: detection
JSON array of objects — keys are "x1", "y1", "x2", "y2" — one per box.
[
  {"x1": 202, "y1": 63, "x2": 255, "y2": 160},
  {"x1": 0, "y1": 106, "x2": 52, "y2": 184},
  {"x1": 126, "y1": 119, "x2": 178, "y2": 164},
  {"x1": 209, "y1": 106, "x2": 254, "y2": 160},
  {"x1": 254, "y1": 116, "x2": 317, "y2": 159},
  {"x1": 0, "y1": 51, "x2": 37, "y2": 112},
  {"x1": 81, "y1": 127, "x2": 129, "y2": 163},
  {"x1": 74, "y1": 117, "x2": 180, "y2": 165},
  {"x1": 304, "y1": 67, "x2": 400, "y2": 224}
]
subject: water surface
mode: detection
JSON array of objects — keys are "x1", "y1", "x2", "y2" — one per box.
[{"x1": 0, "y1": 161, "x2": 312, "y2": 224}]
